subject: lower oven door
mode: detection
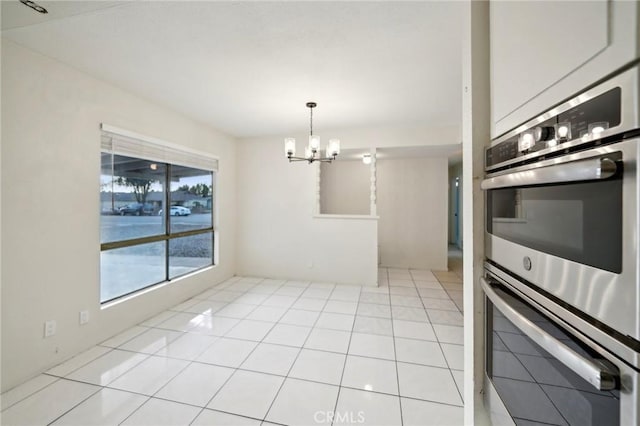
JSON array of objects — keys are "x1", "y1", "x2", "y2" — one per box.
[
  {"x1": 482, "y1": 274, "x2": 639, "y2": 426},
  {"x1": 482, "y1": 138, "x2": 640, "y2": 341}
]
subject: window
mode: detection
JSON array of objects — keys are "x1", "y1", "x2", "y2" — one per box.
[{"x1": 100, "y1": 126, "x2": 217, "y2": 303}]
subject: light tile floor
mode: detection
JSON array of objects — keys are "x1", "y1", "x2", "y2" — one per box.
[{"x1": 1, "y1": 266, "x2": 464, "y2": 426}]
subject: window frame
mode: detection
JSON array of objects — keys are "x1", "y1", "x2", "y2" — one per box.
[{"x1": 100, "y1": 125, "x2": 218, "y2": 304}]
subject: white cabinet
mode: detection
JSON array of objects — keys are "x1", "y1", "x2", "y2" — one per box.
[{"x1": 491, "y1": 0, "x2": 639, "y2": 137}]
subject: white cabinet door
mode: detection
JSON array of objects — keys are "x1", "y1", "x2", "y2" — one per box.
[{"x1": 491, "y1": 0, "x2": 639, "y2": 137}]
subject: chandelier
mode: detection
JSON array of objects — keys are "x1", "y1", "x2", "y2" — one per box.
[{"x1": 285, "y1": 102, "x2": 340, "y2": 163}]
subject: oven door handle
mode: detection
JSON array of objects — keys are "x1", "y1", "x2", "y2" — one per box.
[
  {"x1": 480, "y1": 157, "x2": 617, "y2": 190},
  {"x1": 481, "y1": 277, "x2": 618, "y2": 391}
]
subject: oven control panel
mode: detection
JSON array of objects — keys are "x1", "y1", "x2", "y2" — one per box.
[{"x1": 486, "y1": 87, "x2": 622, "y2": 170}]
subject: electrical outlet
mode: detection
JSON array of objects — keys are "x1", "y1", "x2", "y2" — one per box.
[
  {"x1": 44, "y1": 320, "x2": 56, "y2": 338},
  {"x1": 79, "y1": 310, "x2": 89, "y2": 325}
]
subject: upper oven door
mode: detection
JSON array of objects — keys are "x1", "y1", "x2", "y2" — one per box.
[{"x1": 482, "y1": 138, "x2": 640, "y2": 341}]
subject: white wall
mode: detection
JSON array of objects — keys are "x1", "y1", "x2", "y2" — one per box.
[
  {"x1": 320, "y1": 160, "x2": 370, "y2": 215},
  {"x1": 236, "y1": 136, "x2": 378, "y2": 286},
  {"x1": 377, "y1": 157, "x2": 448, "y2": 270},
  {"x1": 0, "y1": 40, "x2": 237, "y2": 391}
]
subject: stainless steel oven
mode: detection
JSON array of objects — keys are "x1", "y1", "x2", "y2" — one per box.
[
  {"x1": 482, "y1": 64, "x2": 640, "y2": 425},
  {"x1": 482, "y1": 64, "x2": 640, "y2": 343},
  {"x1": 482, "y1": 265, "x2": 639, "y2": 426}
]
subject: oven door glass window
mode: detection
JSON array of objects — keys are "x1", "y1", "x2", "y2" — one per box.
[
  {"x1": 486, "y1": 174, "x2": 622, "y2": 273},
  {"x1": 486, "y1": 285, "x2": 620, "y2": 426}
]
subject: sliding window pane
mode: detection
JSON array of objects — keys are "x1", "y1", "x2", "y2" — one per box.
[
  {"x1": 169, "y1": 233, "x2": 213, "y2": 279},
  {"x1": 100, "y1": 242, "x2": 166, "y2": 302},
  {"x1": 169, "y1": 165, "x2": 213, "y2": 234},
  {"x1": 101, "y1": 153, "x2": 166, "y2": 243}
]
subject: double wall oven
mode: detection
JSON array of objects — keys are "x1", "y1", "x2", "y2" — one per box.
[{"x1": 481, "y1": 64, "x2": 640, "y2": 425}]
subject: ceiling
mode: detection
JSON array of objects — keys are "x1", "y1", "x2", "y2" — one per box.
[{"x1": 1, "y1": 1, "x2": 463, "y2": 138}]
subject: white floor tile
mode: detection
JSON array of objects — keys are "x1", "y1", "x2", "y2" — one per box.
[
  {"x1": 262, "y1": 295, "x2": 297, "y2": 308},
  {"x1": 155, "y1": 362, "x2": 234, "y2": 407},
  {"x1": 279, "y1": 309, "x2": 320, "y2": 327},
  {"x1": 391, "y1": 306, "x2": 429, "y2": 322},
  {"x1": 196, "y1": 337, "x2": 258, "y2": 368},
  {"x1": 234, "y1": 293, "x2": 269, "y2": 306},
  {"x1": 415, "y1": 280, "x2": 444, "y2": 290},
  {"x1": 265, "y1": 378, "x2": 339, "y2": 425},
  {"x1": 330, "y1": 289, "x2": 361, "y2": 302},
  {"x1": 240, "y1": 343, "x2": 299, "y2": 376},
  {"x1": 154, "y1": 333, "x2": 216, "y2": 360},
  {"x1": 308, "y1": 282, "x2": 336, "y2": 290},
  {"x1": 118, "y1": 328, "x2": 183, "y2": 354},
  {"x1": 394, "y1": 338, "x2": 448, "y2": 368},
  {"x1": 389, "y1": 286, "x2": 419, "y2": 297},
  {"x1": 192, "y1": 314, "x2": 243, "y2": 336},
  {"x1": 388, "y1": 279, "x2": 414, "y2": 287},
  {"x1": 140, "y1": 311, "x2": 176, "y2": 327},
  {"x1": 46, "y1": 346, "x2": 111, "y2": 377},
  {"x1": 315, "y1": 312, "x2": 355, "y2": 331},
  {"x1": 433, "y1": 324, "x2": 464, "y2": 345},
  {"x1": 215, "y1": 302, "x2": 258, "y2": 319},
  {"x1": 348, "y1": 333, "x2": 395, "y2": 360},
  {"x1": 51, "y1": 388, "x2": 147, "y2": 425},
  {"x1": 289, "y1": 349, "x2": 346, "y2": 385},
  {"x1": 192, "y1": 409, "x2": 262, "y2": 426},
  {"x1": 305, "y1": 328, "x2": 351, "y2": 353},
  {"x1": 334, "y1": 388, "x2": 402, "y2": 426},
  {"x1": 108, "y1": 355, "x2": 188, "y2": 395},
  {"x1": 324, "y1": 300, "x2": 358, "y2": 315},
  {"x1": 353, "y1": 316, "x2": 393, "y2": 336},
  {"x1": 66, "y1": 349, "x2": 148, "y2": 386},
  {"x1": 390, "y1": 295, "x2": 423, "y2": 308},
  {"x1": 120, "y1": 397, "x2": 201, "y2": 426},
  {"x1": 156, "y1": 312, "x2": 206, "y2": 332},
  {"x1": 410, "y1": 270, "x2": 438, "y2": 282},
  {"x1": 183, "y1": 300, "x2": 227, "y2": 315},
  {"x1": 246, "y1": 306, "x2": 288, "y2": 322},
  {"x1": 100, "y1": 326, "x2": 148, "y2": 348},
  {"x1": 418, "y1": 288, "x2": 450, "y2": 300},
  {"x1": 421, "y1": 297, "x2": 459, "y2": 311},
  {"x1": 441, "y1": 343, "x2": 464, "y2": 370},
  {"x1": 1, "y1": 374, "x2": 58, "y2": 411},
  {"x1": 397, "y1": 362, "x2": 462, "y2": 406},
  {"x1": 359, "y1": 293, "x2": 390, "y2": 305},
  {"x1": 401, "y1": 397, "x2": 464, "y2": 426},
  {"x1": 207, "y1": 290, "x2": 244, "y2": 302},
  {"x1": 263, "y1": 323, "x2": 311, "y2": 347},
  {"x1": 428, "y1": 309, "x2": 464, "y2": 326},
  {"x1": 341, "y1": 355, "x2": 398, "y2": 395},
  {"x1": 274, "y1": 286, "x2": 305, "y2": 297},
  {"x1": 208, "y1": 370, "x2": 284, "y2": 419},
  {"x1": 1, "y1": 379, "x2": 99, "y2": 426},
  {"x1": 393, "y1": 320, "x2": 437, "y2": 341},
  {"x1": 356, "y1": 302, "x2": 391, "y2": 319},
  {"x1": 292, "y1": 297, "x2": 327, "y2": 311},
  {"x1": 225, "y1": 319, "x2": 274, "y2": 341}
]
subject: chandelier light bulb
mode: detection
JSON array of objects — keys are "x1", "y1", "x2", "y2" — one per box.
[
  {"x1": 285, "y1": 138, "x2": 296, "y2": 157},
  {"x1": 309, "y1": 135, "x2": 321, "y2": 152}
]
